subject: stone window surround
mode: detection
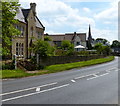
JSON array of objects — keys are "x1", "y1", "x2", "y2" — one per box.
[
  {"x1": 37, "y1": 32, "x2": 43, "y2": 39},
  {"x1": 16, "y1": 25, "x2": 24, "y2": 37},
  {"x1": 16, "y1": 43, "x2": 24, "y2": 57}
]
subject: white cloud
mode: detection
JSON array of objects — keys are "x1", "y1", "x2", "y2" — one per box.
[
  {"x1": 92, "y1": 28, "x2": 118, "y2": 44},
  {"x1": 26, "y1": 0, "x2": 95, "y2": 33},
  {"x1": 19, "y1": 0, "x2": 118, "y2": 43},
  {"x1": 94, "y1": 1, "x2": 118, "y2": 21},
  {"x1": 83, "y1": 7, "x2": 91, "y2": 13}
]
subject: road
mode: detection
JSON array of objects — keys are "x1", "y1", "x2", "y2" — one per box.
[{"x1": 1, "y1": 57, "x2": 119, "y2": 104}]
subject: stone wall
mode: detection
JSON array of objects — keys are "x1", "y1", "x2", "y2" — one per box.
[{"x1": 40, "y1": 55, "x2": 106, "y2": 66}]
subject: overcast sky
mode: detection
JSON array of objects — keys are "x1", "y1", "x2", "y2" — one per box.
[{"x1": 19, "y1": 0, "x2": 118, "y2": 43}]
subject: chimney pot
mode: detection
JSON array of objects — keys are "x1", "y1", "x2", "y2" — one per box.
[{"x1": 30, "y1": 3, "x2": 36, "y2": 16}]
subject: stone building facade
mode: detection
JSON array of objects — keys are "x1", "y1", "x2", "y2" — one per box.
[{"x1": 12, "y1": 3, "x2": 45, "y2": 59}]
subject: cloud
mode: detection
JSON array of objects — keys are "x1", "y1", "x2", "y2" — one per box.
[
  {"x1": 83, "y1": 7, "x2": 91, "y2": 13},
  {"x1": 92, "y1": 28, "x2": 118, "y2": 44},
  {"x1": 27, "y1": 0, "x2": 95, "y2": 33},
  {"x1": 19, "y1": 0, "x2": 118, "y2": 43},
  {"x1": 94, "y1": 1, "x2": 118, "y2": 21}
]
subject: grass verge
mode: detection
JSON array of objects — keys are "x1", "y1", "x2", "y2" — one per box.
[{"x1": 1, "y1": 56, "x2": 114, "y2": 79}]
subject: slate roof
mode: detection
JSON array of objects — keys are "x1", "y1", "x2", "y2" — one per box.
[
  {"x1": 45, "y1": 33, "x2": 86, "y2": 42},
  {"x1": 14, "y1": 7, "x2": 26, "y2": 23},
  {"x1": 77, "y1": 33, "x2": 86, "y2": 42},
  {"x1": 46, "y1": 35, "x2": 65, "y2": 41},
  {"x1": 21, "y1": 9, "x2": 30, "y2": 19},
  {"x1": 15, "y1": 7, "x2": 44, "y2": 29},
  {"x1": 35, "y1": 16, "x2": 45, "y2": 29}
]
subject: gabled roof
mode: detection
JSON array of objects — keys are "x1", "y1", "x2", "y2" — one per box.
[
  {"x1": 14, "y1": 7, "x2": 26, "y2": 23},
  {"x1": 45, "y1": 32, "x2": 86, "y2": 42},
  {"x1": 15, "y1": 5, "x2": 44, "y2": 29},
  {"x1": 77, "y1": 33, "x2": 86, "y2": 42},
  {"x1": 64, "y1": 34, "x2": 75, "y2": 41},
  {"x1": 45, "y1": 34, "x2": 65, "y2": 41},
  {"x1": 21, "y1": 9, "x2": 30, "y2": 19},
  {"x1": 35, "y1": 16, "x2": 45, "y2": 29}
]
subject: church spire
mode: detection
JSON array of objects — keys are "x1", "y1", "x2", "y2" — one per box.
[{"x1": 88, "y1": 24, "x2": 92, "y2": 43}]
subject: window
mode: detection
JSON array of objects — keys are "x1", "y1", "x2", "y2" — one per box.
[
  {"x1": 77, "y1": 42, "x2": 80, "y2": 46},
  {"x1": 15, "y1": 25, "x2": 24, "y2": 37},
  {"x1": 16, "y1": 43, "x2": 18, "y2": 55},
  {"x1": 31, "y1": 27, "x2": 33, "y2": 36},
  {"x1": 21, "y1": 43, "x2": 24, "y2": 55},
  {"x1": 19, "y1": 43, "x2": 21, "y2": 56},
  {"x1": 37, "y1": 32, "x2": 42, "y2": 39},
  {"x1": 16, "y1": 43, "x2": 24, "y2": 56},
  {"x1": 21, "y1": 26, "x2": 24, "y2": 37}
]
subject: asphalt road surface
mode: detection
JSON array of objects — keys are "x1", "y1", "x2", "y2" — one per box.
[{"x1": 1, "y1": 57, "x2": 119, "y2": 104}]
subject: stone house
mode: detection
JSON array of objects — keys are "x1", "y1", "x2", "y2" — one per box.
[
  {"x1": 45, "y1": 32, "x2": 86, "y2": 51},
  {"x1": 12, "y1": 3, "x2": 45, "y2": 59}
]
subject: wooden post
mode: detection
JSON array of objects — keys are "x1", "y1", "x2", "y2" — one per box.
[
  {"x1": 37, "y1": 53, "x2": 39, "y2": 65},
  {"x1": 14, "y1": 54, "x2": 17, "y2": 70}
]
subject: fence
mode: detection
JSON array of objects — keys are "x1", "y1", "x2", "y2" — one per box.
[{"x1": 40, "y1": 55, "x2": 106, "y2": 66}]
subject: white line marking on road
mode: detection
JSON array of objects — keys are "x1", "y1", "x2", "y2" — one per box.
[
  {"x1": 106, "y1": 67, "x2": 118, "y2": 72},
  {"x1": 36, "y1": 88, "x2": 40, "y2": 92},
  {"x1": 71, "y1": 80, "x2": 76, "y2": 82},
  {"x1": 99, "y1": 73, "x2": 109, "y2": 77},
  {"x1": 87, "y1": 73, "x2": 109, "y2": 81},
  {"x1": 74, "y1": 73, "x2": 99, "y2": 80},
  {"x1": 87, "y1": 76, "x2": 98, "y2": 80},
  {"x1": 2, "y1": 84, "x2": 70, "y2": 102},
  {"x1": 0, "y1": 82, "x2": 57, "y2": 96},
  {"x1": 93, "y1": 74, "x2": 99, "y2": 77}
]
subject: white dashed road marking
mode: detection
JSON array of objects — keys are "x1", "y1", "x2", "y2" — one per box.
[
  {"x1": 2, "y1": 84, "x2": 70, "y2": 102},
  {"x1": 1, "y1": 82, "x2": 57, "y2": 96},
  {"x1": 71, "y1": 80, "x2": 76, "y2": 82}
]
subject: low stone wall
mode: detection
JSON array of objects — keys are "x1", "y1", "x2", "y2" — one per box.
[{"x1": 40, "y1": 55, "x2": 106, "y2": 66}]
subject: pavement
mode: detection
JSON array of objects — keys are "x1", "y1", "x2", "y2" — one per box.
[{"x1": 1, "y1": 57, "x2": 119, "y2": 104}]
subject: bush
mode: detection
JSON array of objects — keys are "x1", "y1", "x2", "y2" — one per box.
[
  {"x1": 2, "y1": 62, "x2": 15, "y2": 70},
  {"x1": 36, "y1": 64, "x2": 45, "y2": 70},
  {"x1": 55, "y1": 49, "x2": 66, "y2": 56}
]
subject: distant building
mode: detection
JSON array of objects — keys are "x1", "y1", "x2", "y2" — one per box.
[
  {"x1": 86, "y1": 25, "x2": 94, "y2": 50},
  {"x1": 45, "y1": 32, "x2": 86, "y2": 51},
  {"x1": 12, "y1": 3, "x2": 45, "y2": 59}
]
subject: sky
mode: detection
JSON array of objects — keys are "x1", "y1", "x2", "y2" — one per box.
[{"x1": 19, "y1": 0, "x2": 119, "y2": 44}]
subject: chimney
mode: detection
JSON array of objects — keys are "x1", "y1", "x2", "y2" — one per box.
[
  {"x1": 30, "y1": 3, "x2": 36, "y2": 16},
  {"x1": 74, "y1": 32, "x2": 76, "y2": 35}
]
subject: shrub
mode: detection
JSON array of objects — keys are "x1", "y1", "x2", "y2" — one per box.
[{"x1": 2, "y1": 62, "x2": 15, "y2": 70}]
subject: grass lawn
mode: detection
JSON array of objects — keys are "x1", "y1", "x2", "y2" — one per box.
[{"x1": 1, "y1": 56, "x2": 114, "y2": 79}]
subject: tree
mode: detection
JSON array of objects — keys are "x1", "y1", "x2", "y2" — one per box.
[
  {"x1": 2, "y1": 2, "x2": 20, "y2": 56},
  {"x1": 61, "y1": 40, "x2": 71, "y2": 50},
  {"x1": 33, "y1": 39, "x2": 55, "y2": 57},
  {"x1": 94, "y1": 43, "x2": 111, "y2": 55},
  {"x1": 61, "y1": 40, "x2": 74, "y2": 55},
  {"x1": 44, "y1": 36, "x2": 52, "y2": 41},
  {"x1": 94, "y1": 43, "x2": 103, "y2": 54},
  {"x1": 111, "y1": 40, "x2": 120, "y2": 48},
  {"x1": 95, "y1": 38, "x2": 110, "y2": 46},
  {"x1": 102, "y1": 46, "x2": 111, "y2": 55}
]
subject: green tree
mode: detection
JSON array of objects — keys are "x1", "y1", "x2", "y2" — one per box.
[
  {"x1": 44, "y1": 36, "x2": 52, "y2": 41},
  {"x1": 33, "y1": 39, "x2": 55, "y2": 57},
  {"x1": 94, "y1": 43, "x2": 111, "y2": 55},
  {"x1": 61, "y1": 40, "x2": 74, "y2": 55},
  {"x1": 111, "y1": 40, "x2": 120, "y2": 48},
  {"x1": 61, "y1": 40, "x2": 71, "y2": 50},
  {"x1": 2, "y1": 2, "x2": 20, "y2": 56},
  {"x1": 94, "y1": 43, "x2": 103, "y2": 54},
  {"x1": 96, "y1": 38, "x2": 110, "y2": 45},
  {"x1": 102, "y1": 46, "x2": 111, "y2": 55}
]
